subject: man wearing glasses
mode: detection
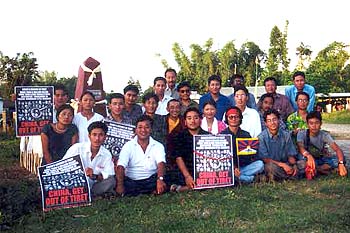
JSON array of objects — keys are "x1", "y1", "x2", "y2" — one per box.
[{"x1": 176, "y1": 81, "x2": 199, "y2": 116}]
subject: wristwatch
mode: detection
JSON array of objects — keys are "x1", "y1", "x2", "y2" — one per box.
[
  {"x1": 338, "y1": 160, "x2": 346, "y2": 165},
  {"x1": 158, "y1": 176, "x2": 164, "y2": 181}
]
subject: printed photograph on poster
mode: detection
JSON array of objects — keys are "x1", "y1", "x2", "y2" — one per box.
[
  {"x1": 15, "y1": 86, "x2": 54, "y2": 137},
  {"x1": 193, "y1": 134, "x2": 234, "y2": 189},
  {"x1": 103, "y1": 120, "x2": 135, "y2": 159},
  {"x1": 38, "y1": 155, "x2": 91, "y2": 212},
  {"x1": 236, "y1": 138, "x2": 259, "y2": 156}
]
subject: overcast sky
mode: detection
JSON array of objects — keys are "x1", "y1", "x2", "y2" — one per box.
[{"x1": 1, "y1": 0, "x2": 349, "y2": 93}]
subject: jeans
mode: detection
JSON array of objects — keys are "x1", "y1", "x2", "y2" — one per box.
[{"x1": 240, "y1": 160, "x2": 264, "y2": 182}]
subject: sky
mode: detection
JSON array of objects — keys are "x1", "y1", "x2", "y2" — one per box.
[{"x1": 1, "y1": 0, "x2": 349, "y2": 94}]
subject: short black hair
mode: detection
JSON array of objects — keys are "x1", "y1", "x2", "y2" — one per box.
[
  {"x1": 142, "y1": 92, "x2": 159, "y2": 103},
  {"x1": 88, "y1": 121, "x2": 108, "y2": 135},
  {"x1": 306, "y1": 111, "x2": 322, "y2": 122},
  {"x1": 177, "y1": 81, "x2": 191, "y2": 91},
  {"x1": 203, "y1": 99, "x2": 217, "y2": 109},
  {"x1": 108, "y1": 93, "x2": 124, "y2": 104},
  {"x1": 153, "y1": 77, "x2": 167, "y2": 86},
  {"x1": 260, "y1": 93, "x2": 275, "y2": 104},
  {"x1": 295, "y1": 91, "x2": 310, "y2": 102},
  {"x1": 263, "y1": 109, "x2": 280, "y2": 122},
  {"x1": 233, "y1": 85, "x2": 249, "y2": 96},
  {"x1": 80, "y1": 91, "x2": 95, "y2": 101},
  {"x1": 208, "y1": 75, "x2": 222, "y2": 86},
  {"x1": 135, "y1": 114, "x2": 154, "y2": 128},
  {"x1": 292, "y1": 71, "x2": 305, "y2": 80},
  {"x1": 229, "y1": 74, "x2": 244, "y2": 85},
  {"x1": 184, "y1": 107, "x2": 201, "y2": 119},
  {"x1": 167, "y1": 99, "x2": 180, "y2": 108},
  {"x1": 56, "y1": 104, "x2": 74, "y2": 121},
  {"x1": 54, "y1": 83, "x2": 68, "y2": 95},
  {"x1": 263, "y1": 77, "x2": 277, "y2": 86},
  {"x1": 164, "y1": 68, "x2": 177, "y2": 77},
  {"x1": 123, "y1": 84, "x2": 139, "y2": 95}
]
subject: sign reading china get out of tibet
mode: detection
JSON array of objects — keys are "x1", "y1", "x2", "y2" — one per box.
[
  {"x1": 15, "y1": 86, "x2": 54, "y2": 137},
  {"x1": 193, "y1": 135, "x2": 234, "y2": 189}
]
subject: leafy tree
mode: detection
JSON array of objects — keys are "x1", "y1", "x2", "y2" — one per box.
[
  {"x1": 296, "y1": 42, "x2": 312, "y2": 71},
  {"x1": 306, "y1": 41, "x2": 349, "y2": 93},
  {"x1": 0, "y1": 52, "x2": 39, "y2": 99},
  {"x1": 217, "y1": 41, "x2": 238, "y2": 86},
  {"x1": 57, "y1": 76, "x2": 77, "y2": 100},
  {"x1": 35, "y1": 70, "x2": 58, "y2": 85},
  {"x1": 266, "y1": 21, "x2": 290, "y2": 84}
]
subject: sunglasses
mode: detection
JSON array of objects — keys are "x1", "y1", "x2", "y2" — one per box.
[
  {"x1": 179, "y1": 89, "x2": 191, "y2": 93},
  {"x1": 228, "y1": 115, "x2": 240, "y2": 120}
]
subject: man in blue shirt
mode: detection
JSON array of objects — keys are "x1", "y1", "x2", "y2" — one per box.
[
  {"x1": 199, "y1": 75, "x2": 231, "y2": 120},
  {"x1": 258, "y1": 109, "x2": 305, "y2": 181},
  {"x1": 285, "y1": 71, "x2": 315, "y2": 112}
]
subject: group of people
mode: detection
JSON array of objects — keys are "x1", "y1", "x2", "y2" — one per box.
[{"x1": 40, "y1": 69, "x2": 348, "y2": 199}]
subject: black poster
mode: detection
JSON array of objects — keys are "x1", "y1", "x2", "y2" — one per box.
[
  {"x1": 38, "y1": 155, "x2": 91, "y2": 212},
  {"x1": 15, "y1": 86, "x2": 54, "y2": 136},
  {"x1": 193, "y1": 135, "x2": 234, "y2": 189}
]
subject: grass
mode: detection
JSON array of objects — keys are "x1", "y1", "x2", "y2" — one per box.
[
  {"x1": 7, "y1": 175, "x2": 350, "y2": 233},
  {"x1": 322, "y1": 110, "x2": 350, "y2": 124}
]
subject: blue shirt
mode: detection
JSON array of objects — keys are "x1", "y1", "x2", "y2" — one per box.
[
  {"x1": 199, "y1": 93, "x2": 232, "y2": 120},
  {"x1": 258, "y1": 129, "x2": 297, "y2": 162},
  {"x1": 285, "y1": 84, "x2": 315, "y2": 112},
  {"x1": 227, "y1": 92, "x2": 257, "y2": 110}
]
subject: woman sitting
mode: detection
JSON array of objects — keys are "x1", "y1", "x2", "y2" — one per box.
[
  {"x1": 200, "y1": 99, "x2": 226, "y2": 135},
  {"x1": 41, "y1": 104, "x2": 78, "y2": 165}
]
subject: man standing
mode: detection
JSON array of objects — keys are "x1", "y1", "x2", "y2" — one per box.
[
  {"x1": 116, "y1": 115, "x2": 167, "y2": 196},
  {"x1": 258, "y1": 109, "x2": 304, "y2": 181},
  {"x1": 221, "y1": 107, "x2": 264, "y2": 183},
  {"x1": 172, "y1": 107, "x2": 209, "y2": 192},
  {"x1": 177, "y1": 81, "x2": 199, "y2": 116},
  {"x1": 122, "y1": 84, "x2": 143, "y2": 125},
  {"x1": 106, "y1": 93, "x2": 132, "y2": 124},
  {"x1": 53, "y1": 83, "x2": 70, "y2": 122},
  {"x1": 153, "y1": 77, "x2": 173, "y2": 116},
  {"x1": 227, "y1": 74, "x2": 257, "y2": 110},
  {"x1": 285, "y1": 71, "x2": 315, "y2": 112},
  {"x1": 199, "y1": 75, "x2": 231, "y2": 120},
  {"x1": 259, "y1": 77, "x2": 293, "y2": 121},
  {"x1": 164, "y1": 68, "x2": 179, "y2": 99},
  {"x1": 63, "y1": 121, "x2": 116, "y2": 198}
]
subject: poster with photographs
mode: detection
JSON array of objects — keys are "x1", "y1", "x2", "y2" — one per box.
[
  {"x1": 38, "y1": 155, "x2": 91, "y2": 212},
  {"x1": 103, "y1": 120, "x2": 135, "y2": 159},
  {"x1": 193, "y1": 134, "x2": 234, "y2": 189},
  {"x1": 15, "y1": 86, "x2": 54, "y2": 137}
]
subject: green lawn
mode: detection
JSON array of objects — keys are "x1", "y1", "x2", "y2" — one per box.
[
  {"x1": 322, "y1": 110, "x2": 350, "y2": 124},
  {"x1": 8, "y1": 175, "x2": 350, "y2": 233}
]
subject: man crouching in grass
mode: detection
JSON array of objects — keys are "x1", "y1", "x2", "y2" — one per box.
[
  {"x1": 63, "y1": 121, "x2": 116, "y2": 199},
  {"x1": 116, "y1": 115, "x2": 167, "y2": 196},
  {"x1": 258, "y1": 109, "x2": 305, "y2": 181},
  {"x1": 297, "y1": 111, "x2": 347, "y2": 179}
]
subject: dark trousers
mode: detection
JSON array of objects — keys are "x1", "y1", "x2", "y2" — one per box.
[{"x1": 124, "y1": 174, "x2": 157, "y2": 196}]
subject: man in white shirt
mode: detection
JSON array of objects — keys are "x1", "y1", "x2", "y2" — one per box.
[
  {"x1": 153, "y1": 77, "x2": 173, "y2": 115},
  {"x1": 234, "y1": 85, "x2": 261, "y2": 137},
  {"x1": 63, "y1": 121, "x2": 115, "y2": 198},
  {"x1": 116, "y1": 115, "x2": 166, "y2": 196},
  {"x1": 164, "y1": 68, "x2": 179, "y2": 99}
]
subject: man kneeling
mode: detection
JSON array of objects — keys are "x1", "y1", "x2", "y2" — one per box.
[
  {"x1": 116, "y1": 115, "x2": 166, "y2": 196},
  {"x1": 63, "y1": 121, "x2": 116, "y2": 198}
]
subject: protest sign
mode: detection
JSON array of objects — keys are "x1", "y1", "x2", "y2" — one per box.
[
  {"x1": 38, "y1": 155, "x2": 91, "y2": 212},
  {"x1": 15, "y1": 86, "x2": 54, "y2": 136},
  {"x1": 193, "y1": 134, "x2": 234, "y2": 189},
  {"x1": 103, "y1": 120, "x2": 135, "y2": 159}
]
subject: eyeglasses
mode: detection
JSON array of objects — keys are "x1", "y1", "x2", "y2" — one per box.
[
  {"x1": 297, "y1": 99, "x2": 308, "y2": 103},
  {"x1": 228, "y1": 115, "x2": 240, "y2": 120},
  {"x1": 179, "y1": 89, "x2": 191, "y2": 93},
  {"x1": 234, "y1": 94, "x2": 246, "y2": 98}
]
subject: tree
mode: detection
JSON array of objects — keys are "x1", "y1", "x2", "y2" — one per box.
[
  {"x1": 0, "y1": 52, "x2": 39, "y2": 99},
  {"x1": 57, "y1": 76, "x2": 77, "y2": 100},
  {"x1": 296, "y1": 42, "x2": 312, "y2": 71},
  {"x1": 266, "y1": 21, "x2": 290, "y2": 84},
  {"x1": 307, "y1": 41, "x2": 349, "y2": 93},
  {"x1": 217, "y1": 41, "x2": 238, "y2": 86},
  {"x1": 35, "y1": 70, "x2": 58, "y2": 85}
]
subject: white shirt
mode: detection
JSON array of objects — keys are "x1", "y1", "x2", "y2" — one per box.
[
  {"x1": 241, "y1": 107, "x2": 262, "y2": 138},
  {"x1": 63, "y1": 142, "x2": 115, "y2": 179},
  {"x1": 73, "y1": 112, "x2": 104, "y2": 143},
  {"x1": 155, "y1": 95, "x2": 173, "y2": 116},
  {"x1": 118, "y1": 136, "x2": 166, "y2": 180}
]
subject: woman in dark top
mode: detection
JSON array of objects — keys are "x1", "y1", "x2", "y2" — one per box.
[{"x1": 41, "y1": 104, "x2": 78, "y2": 165}]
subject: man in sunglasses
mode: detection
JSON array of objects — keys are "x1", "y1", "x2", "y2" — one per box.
[{"x1": 176, "y1": 81, "x2": 199, "y2": 116}]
